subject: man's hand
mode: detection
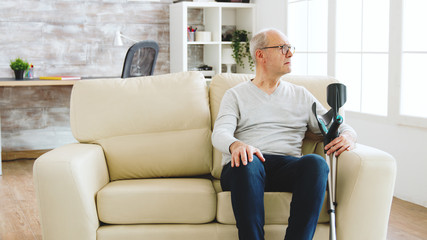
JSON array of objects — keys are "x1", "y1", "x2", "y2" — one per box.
[
  {"x1": 324, "y1": 132, "x2": 356, "y2": 156},
  {"x1": 229, "y1": 141, "x2": 266, "y2": 167}
]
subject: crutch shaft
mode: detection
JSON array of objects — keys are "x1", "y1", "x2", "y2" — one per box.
[
  {"x1": 331, "y1": 154, "x2": 337, "y2": 204},
  {"x1": 326, "y1": 154, "x2": 338, "y2": 240},
  {"x1": 329, "y1": 211, "x2": 337, "y2": 240}
]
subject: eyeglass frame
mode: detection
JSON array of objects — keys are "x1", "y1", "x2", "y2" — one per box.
[{"x1": 260, "y1": 44, "x2": 295, "y2": 55}]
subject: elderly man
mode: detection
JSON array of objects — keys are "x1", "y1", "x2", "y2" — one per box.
[{"x1": 212, "y1": 28, "x2": 357, "y2": 240}]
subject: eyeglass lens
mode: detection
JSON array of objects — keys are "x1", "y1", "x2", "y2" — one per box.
[{"x1": 282, "y1": 45, "x2": 295, "y2": 55}]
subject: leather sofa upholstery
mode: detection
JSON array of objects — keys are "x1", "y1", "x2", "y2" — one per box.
[{"x1": 34, "y1": 72, "x2": 396, "y2": 240}]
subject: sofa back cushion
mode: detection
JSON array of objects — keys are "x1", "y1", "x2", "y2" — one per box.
[
  {"x1": 70, "y1": 72, "x2": 212, "y2": 180},
  {"x1": 209, "y1": 73, "x2": 339, "y2": 178}
]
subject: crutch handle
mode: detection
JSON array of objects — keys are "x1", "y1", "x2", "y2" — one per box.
[{"x1": 323, "y1": 115, "x2": 343, "y2": 151}]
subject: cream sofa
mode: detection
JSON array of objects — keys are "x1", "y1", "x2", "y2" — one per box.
[{"x1": 34, "y1": 72, "x2": 396, "y2": 240}]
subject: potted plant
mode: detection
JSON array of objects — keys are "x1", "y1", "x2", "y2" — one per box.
[
  {"x1": 231, "y1": 30, "x2": 254, "y2": 71},
  {"x1": 10, "y1": 57, "x2": 29, "y2": 80}
]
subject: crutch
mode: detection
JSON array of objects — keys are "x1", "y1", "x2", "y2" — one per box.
[{"x1": 312, "y1": 83, "x2": 347, "y2": 240}]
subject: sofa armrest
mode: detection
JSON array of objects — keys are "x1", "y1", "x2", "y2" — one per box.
[
  {"x1": 336, "y1": 144, "x2": 396, "y2": 240},
  {"x1": 33, "y1": 143, "x2": 109, "y2": 240}
]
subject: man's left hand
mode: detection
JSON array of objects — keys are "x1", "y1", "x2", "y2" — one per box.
[{"x1": 324, "y1": 132, "x2": 356, "y2": 156}]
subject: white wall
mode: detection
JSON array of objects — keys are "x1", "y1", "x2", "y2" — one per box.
[
  {"x1": 253, "y1": 0, "x2": 286, "y2": 33},
  {"x1": 254, "y1": 0, "x2": 427, "y2": 207}
]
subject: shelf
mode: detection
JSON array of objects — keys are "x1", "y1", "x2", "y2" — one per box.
[
  {"x1": 187, "y1": 41, "x2": 222, "y2": 45},
  {"x1": 0, "y1": 80, "x2": 78, "y2": 87},
  {"x1": 170, "y1": 2, "x2": 255, "y2": 74},
  {"x1": 187, "y1": 42, "x2": 241, "y2": 45},
  {"x1": 180, "y1": 2, "x2": 255, "y2": 9}
]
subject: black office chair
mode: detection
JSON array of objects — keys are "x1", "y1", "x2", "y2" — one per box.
[{"x1": 121, "y1": 41, "x2": 159, "y2": 78}]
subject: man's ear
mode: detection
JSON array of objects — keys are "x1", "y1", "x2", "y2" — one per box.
[{"x1": 256, "y1": 49, "x2": 265, "y2": 63}]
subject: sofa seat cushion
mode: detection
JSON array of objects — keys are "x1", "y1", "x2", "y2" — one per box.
[
  {"x1": 216, "y1": 191, "x2": 329, "y2": 224},
  {"x1": 97, "y1": 178, "x2": 216, "y2": 224}
]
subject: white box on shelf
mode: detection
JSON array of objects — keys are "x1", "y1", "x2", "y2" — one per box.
[{"x1": 196, "y1": 31, "x2": 212, "y2": 42}]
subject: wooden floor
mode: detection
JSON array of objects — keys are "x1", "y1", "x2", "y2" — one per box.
[
  {"x1": 0, "y1": 159, "x2": 426, "y2": 240},
  {"x1": 0, "y1": 160, "x2": 41, "y2": 240}
]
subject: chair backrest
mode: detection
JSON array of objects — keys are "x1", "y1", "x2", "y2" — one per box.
[{"x1": 121, "y1": 40, "x2": 159, "y2": 78}]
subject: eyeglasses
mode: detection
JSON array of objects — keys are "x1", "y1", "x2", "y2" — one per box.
[{"x1": 261, "y1": 44, "x2": 295, "y2": 55}]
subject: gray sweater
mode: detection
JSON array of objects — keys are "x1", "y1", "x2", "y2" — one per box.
[{"x1": 212, "y1": 80, "x2": 356, "y2": 166}]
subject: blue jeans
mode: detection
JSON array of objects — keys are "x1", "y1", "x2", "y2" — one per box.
[{"x1": 220, "y1": 154, "x2": 329, "y2": 240}]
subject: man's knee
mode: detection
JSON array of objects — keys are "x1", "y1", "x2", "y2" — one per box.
[
  {"x1": 231, "y1": 155, "x2": 266, "y2": 180},
  {"x1": 300, "y1": 154, "x2": 329, "y2": 177}
]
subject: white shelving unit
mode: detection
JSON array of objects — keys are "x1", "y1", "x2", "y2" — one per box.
[{"x1": 170, "y1": 2, "x2": 256, "y2": 75}]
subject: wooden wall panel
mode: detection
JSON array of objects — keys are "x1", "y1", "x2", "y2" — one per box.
[
  {"x1": 0, "y1": 86, "x2": 74, "y2": 153},
  {"x1": 0, "y1": 0, "x2": 172, "y2": 78}
]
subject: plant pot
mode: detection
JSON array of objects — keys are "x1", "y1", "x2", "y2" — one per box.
[{"x1": 14, "y1": 70, "x2": 25, "y2": 80}]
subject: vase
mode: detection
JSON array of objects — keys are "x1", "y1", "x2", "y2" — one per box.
[{"x1": 14, "y1": 70, "x2": 25, "y2": 80}]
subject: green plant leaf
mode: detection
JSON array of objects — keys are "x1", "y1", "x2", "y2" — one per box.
[
  {"x1": 10, "y1": 58, "x2": 29, "y2": 71},
  {"x1": 231, "y1": 30, "x2": 254, "y2": 71}
]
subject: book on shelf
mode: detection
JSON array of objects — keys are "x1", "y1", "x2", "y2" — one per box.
[{"x1": 39, "y1": 76, "x2": 81, "y2": 80}]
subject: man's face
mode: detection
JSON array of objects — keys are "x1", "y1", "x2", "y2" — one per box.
[{"x1": 263, "y1": 31, "x2": 294, "y2": 75}]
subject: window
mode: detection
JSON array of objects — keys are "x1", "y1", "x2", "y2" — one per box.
[
  {"x1": 286, "y1": 0, "x2": 427, "y2": 126},
  {"x1": 401, "y1": 0, "x2": 427, "y2": 119},
  {"x1": 287, "y1": 0, "x2": 328, "y2": 75},
  {"x1": 336, "y1": 0, "x2": 389, "y2": 116}
]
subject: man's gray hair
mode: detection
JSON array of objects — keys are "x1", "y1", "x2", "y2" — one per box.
[{"x1": 250, "y1": 28, "x2": 286, "y2": 64}]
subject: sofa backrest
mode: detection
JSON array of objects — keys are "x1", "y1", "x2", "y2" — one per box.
[
  {"x1": 70, "y1": 72, "x2": 212, "y2": 180},
  {"x1": 209, "y1": 73, "x2": 339, "y2": 178}
]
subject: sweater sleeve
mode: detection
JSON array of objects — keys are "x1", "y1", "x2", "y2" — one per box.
[{"x1": 211, "y1": 90, "x2": 240, "y2": 154}]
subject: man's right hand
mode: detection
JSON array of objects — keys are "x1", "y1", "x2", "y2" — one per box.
[{"x1": 229, "y1": 141, "x2": 266, "y2": 167}]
